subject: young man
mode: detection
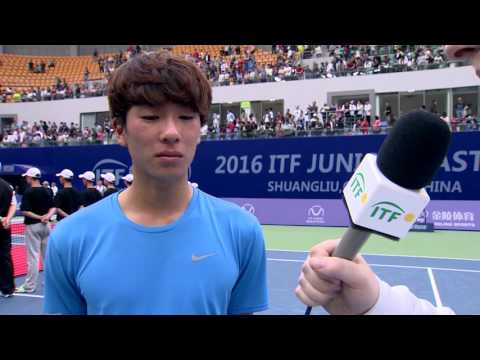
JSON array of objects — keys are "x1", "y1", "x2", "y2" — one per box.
[
  {"x1": 79, "y1": 171, "x2": 103, "y2": 207},
  {"x1": 295, "y1": 45, "x2": 480, "y2": 315},
  {"x1": 0, "y1": 178, "x2": 17, "y2": 297},
  {"x1": 44, "y1": 51, "x2": 268, "y2": 315},
  {"x1": 121, "y1": 173, "x2": 134, "y2": 188},
  {"x1": 101, "y1": 172, "x2": 117, "y2": 197},
  {"x1": 16, "y1": 168, "x2": 55, "y2": 294},
  {"x1": 54, "y1": 169, "x2": 82, "y2": 222}
]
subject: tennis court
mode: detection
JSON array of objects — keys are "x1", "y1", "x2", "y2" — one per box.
[{"x1": 2, "y1": 222, "x2": 480, "y2": 314}]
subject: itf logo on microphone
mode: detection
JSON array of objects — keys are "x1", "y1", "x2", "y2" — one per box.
[
  {"x1": 306, "y1": 205, "x2": 325, "y2": 224},
  {"x1": 350, "y1": 172, "x2": 368, "y2": 204},
  {"x1": 369, "y1": 201, "x2": 415, "y2": 223}
]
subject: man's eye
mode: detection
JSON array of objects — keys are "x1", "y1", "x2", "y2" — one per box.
[
  {"x1": 179, "y1": 116, "x2": 195, "y2": 121},
  {"x1": 141, "y1": 116, "x2": 158, "y2": 121}
]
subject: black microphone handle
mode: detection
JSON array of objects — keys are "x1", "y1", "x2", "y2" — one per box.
[{"x1": 304, "y1": 226, "x2": 371, "y2": 315}]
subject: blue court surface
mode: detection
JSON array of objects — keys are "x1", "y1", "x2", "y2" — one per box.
[
  {"x1": 1, "y1": 250, "x2": 479, "y2": 315},
  {"x1": 265, "y1": 250, "x2": 480, "y2": 315}
]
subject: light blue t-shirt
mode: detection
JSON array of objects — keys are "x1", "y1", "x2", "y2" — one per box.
[{"x1": 43, "y1": 188, "x2": 269, "y2": 315}]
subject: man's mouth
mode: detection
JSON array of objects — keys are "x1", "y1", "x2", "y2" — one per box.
[{"x1": 154, "y1": 151, "x2": 183, "y2": 158}]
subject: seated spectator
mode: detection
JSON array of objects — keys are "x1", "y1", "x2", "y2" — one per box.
[
  {"x1": 13, "y1": 90, "x2": 22, "y2": 103},
  {"x1": 360, "y1": 117, "x2": 369, "y2": 134},
  {"x1": 372, "y1": 116, "x2": 382, "y2": 133}
]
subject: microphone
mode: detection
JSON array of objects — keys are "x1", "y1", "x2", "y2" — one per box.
[{"x1": 304, "y1": 110, "x2": 451, "y2": 315}]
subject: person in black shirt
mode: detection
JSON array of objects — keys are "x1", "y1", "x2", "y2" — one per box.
[
  {"x1": 101, "y1": 172, "x2": 117, "y2": 197},
  {"x1": 0, "y1": 178, "x2": 17, "y2": 297},
  {"x1": 54, "y1": 169, "x2": 82, "y2": 222},
  {"x1": 78, "y1": 171, "x2": 103, "y2": 207},
  {"x1": 16, "y1": 168, "x2": 56, "y2": 294}
]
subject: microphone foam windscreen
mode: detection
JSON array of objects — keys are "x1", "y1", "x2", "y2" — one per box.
[{"x1": 376, "y1": 110, "x2": 451, "y2": 190}]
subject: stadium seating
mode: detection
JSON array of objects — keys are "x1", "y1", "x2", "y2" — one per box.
[{"x1": 0, "y1": 53, "x2": 103, "y2": 90}]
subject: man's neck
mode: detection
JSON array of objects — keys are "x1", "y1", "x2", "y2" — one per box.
[
  {"x1": 118, "y1": 173, "x2": 193, "y2": 227},
  {"x1": 31, "y1": 182, "x2": 41, "y2": 188}
]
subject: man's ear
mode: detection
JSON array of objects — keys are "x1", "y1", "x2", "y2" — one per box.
[{"x1": 113, "y1": 118, "x2": 127, "y2": 146}]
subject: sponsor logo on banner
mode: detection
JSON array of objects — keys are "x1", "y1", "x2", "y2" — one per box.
[
  {"x1": 431, "y1": 209, "x2": 477, "y2": 228},
  {"x1": 369, "y1": 201, "x2": 415, "y2": 223},
  {"x1": 93, "y1": 159, "x2": 131, "y2": 186},
  {"x1": 306, "y1": 205, "x2": 325, "y2": 224},
  {"x1": 241, "y1": 203, "x2": 255, "y2": 214}
]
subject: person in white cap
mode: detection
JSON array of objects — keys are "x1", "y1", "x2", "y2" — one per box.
[
  {"x1": 54, "y1": 169, "x2": 82, "y2": 222},
  {"x1": 16, "y1": 167, "x2": 55, "y2": 294},
  {"x1": 79, "y1": 171, "x2": 102, "y2": 207},
  {"x1": 121, "y1": 173, "x2": 134, "y2": 188},
  {"x1": 101, "y1": 172, "x2": 117, "y2": 197},
  {"x1": 294, "y1": 46, "x2": 480, "y2": 316}
]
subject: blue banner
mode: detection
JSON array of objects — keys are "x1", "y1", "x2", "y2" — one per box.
[{"x1": 1, "y1": 132, "x2": 479, "y2": 200}]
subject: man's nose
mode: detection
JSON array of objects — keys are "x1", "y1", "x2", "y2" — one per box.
[{"x1": 160, "y1": 117, "x2": 180, "y2": 143}]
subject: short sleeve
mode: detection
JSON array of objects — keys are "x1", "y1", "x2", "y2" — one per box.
[
  {"x1": 43, "y1": 232, "x2": 87, "y2": 315},
  {"x1": 227, "y1": 220, "x2": 269, "y2": 314}
]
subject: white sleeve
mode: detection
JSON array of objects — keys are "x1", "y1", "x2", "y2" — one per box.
[{"x1": 365, "y1": 277, "x2": 455, "y2": 315}]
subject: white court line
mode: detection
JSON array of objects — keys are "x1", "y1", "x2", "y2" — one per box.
[
  {"x1": 13, "y1": 293, "x2": 44, "y2": 299},
  {"x1": 427, "y1": 268, "x2": 443, "y2": 307},
  {"x1": 267, "y1": 248, "x2": 480, "y2": 262},
  {"x1": 267, "y1": 258, "x2": 480, "y2": 273}
]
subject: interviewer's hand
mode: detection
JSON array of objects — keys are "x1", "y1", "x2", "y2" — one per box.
[{"x1": 295, "y1": 239, "x2": 380, "y2": 315}]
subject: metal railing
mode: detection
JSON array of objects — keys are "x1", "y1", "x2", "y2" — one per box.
[
  {"x1": 1, "y1": 122, "x2": 478, "y2": 148},
  {"x1": 201, "y1": 123, "x2": 480, "y2": 141}
]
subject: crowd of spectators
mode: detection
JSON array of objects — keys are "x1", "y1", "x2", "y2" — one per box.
[
  {"x1": 300, "y1": 45, "x2": 449, "y2": 79},
  {"x1": 1, "y1": 45, "x2": 458, "y2": 104},
  {"x1": 0, "y1": 81, "x2": 108, "y2": 103},
  {"x1": 1, "y1": 98, "x2": 478, "y2": 148},
  {"x1": 93, "y1": 45, "x2": 143, "y2": 80},
  {"x1": 202, "y1": 99, "x2": 479, "y2": 140},
  {"x1": 1, "y1": 120, "x2": 115, "y2": 147},
  {"x1": 186, "y1": 44, "x2": 306, "y2": 86}
]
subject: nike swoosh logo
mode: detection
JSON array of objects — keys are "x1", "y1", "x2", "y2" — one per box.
[{"x1": 192, "y1": 253, "x2": 217, "y2": 262}]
